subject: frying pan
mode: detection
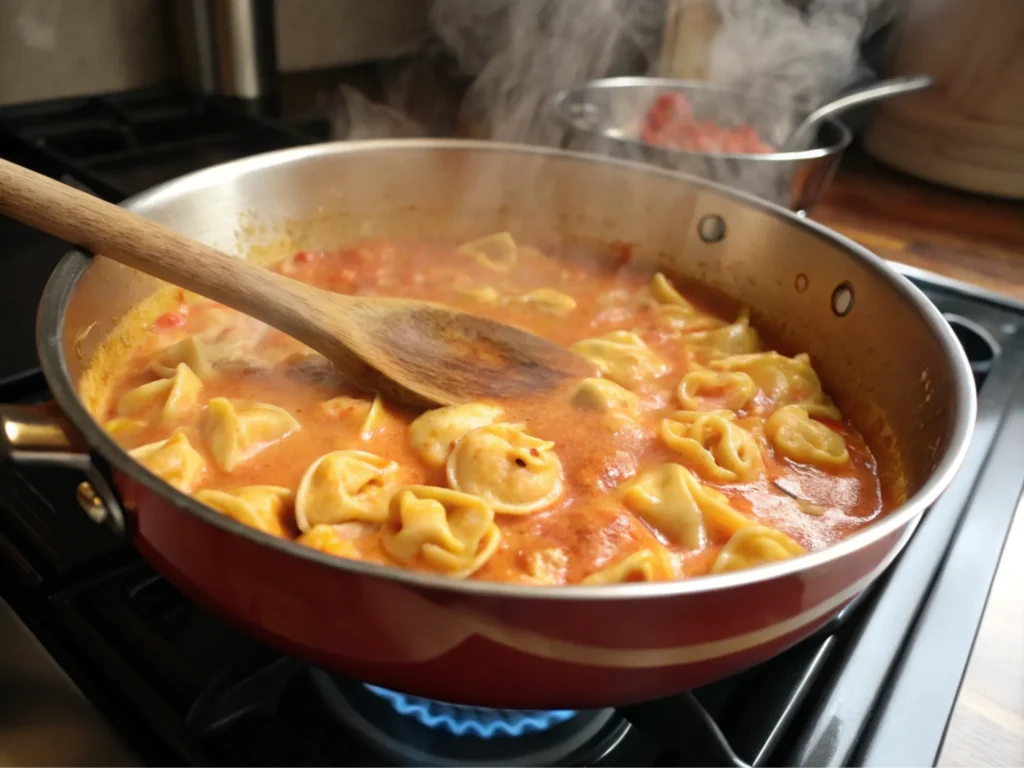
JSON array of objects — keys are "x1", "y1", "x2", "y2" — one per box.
[{"x1": 0, "y1": 140, "x2": 975, "y2": 709}]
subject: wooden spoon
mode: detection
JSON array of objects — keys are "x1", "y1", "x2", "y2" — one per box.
[{"x1": 0, "y1": 158, "x2": 593, "y2": 409}]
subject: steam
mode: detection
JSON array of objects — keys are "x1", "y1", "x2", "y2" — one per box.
[{"x1": 708, "y1": 0, "x2": 901, "y2": 120}]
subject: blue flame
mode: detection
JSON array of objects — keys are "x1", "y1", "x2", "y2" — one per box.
[{"x1": 364, "y1": 685, "x2": 578, "y2": 739}]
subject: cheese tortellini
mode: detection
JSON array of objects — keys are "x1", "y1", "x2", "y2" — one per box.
[
  {"x1": 688, "y1": 310, "x2": 761, "y2": 356},
  {"x1": 711, "y1": 525, "x2": 806, "y2": 573},
  {"x1": 570, "y1": 377, "x2": 641, "y2": 429},
  {"x1": 765, "y1": 405, "x2": 849, "y2": 469},
  {"x1": 456, "y1": 231, "x2": 518, "y2": 272},
  {"x1": 382, "y1": 486, "x2": 501, "y2": 578},
  {"x1": 570, "y1": 331, "x2": 668, "y2": 389},
  {"x1": 519, "y1": 287, "x2": 577, "y2": 316},
  {"x1": 196, "y1": 485, "x2": 293, "y2": 537},
  {"x1": 321, "y1": 393, "x2": 396, "y2": 441},
  {"x1": 660, "y1": 410, "x2": 763, "y2": 483},
  {"x1": 408, "y1": 402, "x2": 504, "y2": 468},
  {"x1": 709, "y1": 351, "x2": 840, "y2": 419},
  {"x1": 117, "y1": 363, "x2": 203, "y2": 424},
  {"x1": 447, "y1": 423, "x2": 565, "y2": 514},
  {"x1": 130, "y1": 432, "x2": 206, "y2": 492},
  {"x1": 620, "y1": 463, "x2": 751, "y2": 548},
  {"x1": 581, "y1": 547, "x2": 675, "y2": 585},
  {"x1": 677, "y1": 368, "x2": 757, "y2": 412},
  {"x1": 295, "y1": 450, "x2": 399, "y2": 529},
  {"x1": 203, "y1": 398, "x2": 301, "y2": 472}
]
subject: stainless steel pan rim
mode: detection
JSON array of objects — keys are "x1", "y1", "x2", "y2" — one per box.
[
  {"x1": 550, "y1": 76, "x2": 853, "y2": 163},
  {"x1": 36, "y1": 138, "x2": 977, "y2": 601}
]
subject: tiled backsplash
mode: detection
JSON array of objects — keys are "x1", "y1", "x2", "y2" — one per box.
[{"x1": 0, "y1": 0, "x2": 429, "y2": 106}]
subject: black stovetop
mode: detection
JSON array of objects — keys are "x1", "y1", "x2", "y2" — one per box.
[{"x1": 1, "y1": 87, "x2": 1023, "y2": 768}]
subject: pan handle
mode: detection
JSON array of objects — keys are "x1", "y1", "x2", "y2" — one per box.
[{"x1": 0, "y1": 402, "x2": 126, "y2": 535}]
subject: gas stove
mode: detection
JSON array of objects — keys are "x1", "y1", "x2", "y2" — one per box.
[{"x1": 1, "y1": 87, "x2": 1023, "y2": 767}]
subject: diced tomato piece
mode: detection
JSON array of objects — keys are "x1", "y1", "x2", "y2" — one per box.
[
  {"x1": 155, "y1": 311, "x2": 186, "y2": 329},
  {"x1": 294, "y1": 251, "x2": 314, "y2": 264}
]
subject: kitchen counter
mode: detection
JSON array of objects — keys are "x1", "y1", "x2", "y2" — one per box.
[{"x1": 814, "y1": 151, "x2": 1024, "y2": 768}]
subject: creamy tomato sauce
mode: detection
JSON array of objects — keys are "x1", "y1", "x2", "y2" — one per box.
[{"x1": 91, "y1": 234, "x2": 883, "y2": 586}]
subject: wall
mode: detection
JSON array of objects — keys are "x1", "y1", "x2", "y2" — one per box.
[{"x1": 0, "y1": 0, "x2": 430, "y2": 106}]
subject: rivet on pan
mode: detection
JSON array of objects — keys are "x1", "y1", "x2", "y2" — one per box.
[
  {"x1": 794, "y1": 273, "x2": 809, "y2": 293},
  {"x1": 831, "y1": 282, "x2": 854, "y2": 317},
  {"x1": 697, "y1": 214, "x2": 726, "y2": 244},
  {"x1": 76, "y1": 481, "x2": 108, "y2": 525}
]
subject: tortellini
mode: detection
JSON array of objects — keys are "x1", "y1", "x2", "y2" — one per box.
[
  {"x1": 648, "y1": 272, "x2": 692, "y2": 307},
  {"x1": 321, "y1": 393, "x2": 396, "y2": 440},
  {"x1": 620, "y1": 463, "x2": 751, "y2": 548},
  {"x1": 687, "y1": 310, "x2": 761, "y2": 356},
  {"x1": 408, "y1": 402, "x2": 504, "y2": 468},
  {"x1": 295, "y1": 450, "x2": 399, "y2": 529},
  {"x1": 456, "y1": 232, "x2": 518, "y2": 272},
  {"x1": 202, "y1": 397, "x2": 301, "y2": 472},
  {"x1": 660, "y1": 410, "x2": 763, "y2": 483},
  {"x1": 570, "y1": 377, "x2": 641, "y2": 429},
  {"x1": 196, "y1": 486, "x2": 293, "y2": 538},
  {"x1": 711, "y1": 525, "x2": 806, "y2": 573},
  {"x1": 105, "y1": 417, "x2": 146, "y2": 439},
  {"x1": 117, "y1": 363, "x2": 203, "y2": 424},
  {"x1": 709, "y1": 351, "x2": 840, "y2": 419},
  {"x1": 458, "y1": 285, "x2": 505, "y2": 305},
  {"x1": 581, "y1": 548, "x2": 674, "y2": 585},
  {"x1": 765, "y1": 405, "x2": 849, "y2": 469},
  {"x1": 676, "y1": 368, "x2": 757, "y2": 412},
  {"x1": 570, "y1": 331, "x2": 668, "y2": 389},
  {"x1": 130, "y1": 432, "x2": 206, "y2": 492},
  {"x1": 296, "y1": 523, "x2": 360, "y2": 559},
  {"x1": 519, "y1": 288, "x2": 576, "y2": 316},
  {"x1": 382, "y1": 486, "x2": 501, "y2": 578},
  {"x1": 446, "y1": 423, "x2": 564, "y2": 514}
]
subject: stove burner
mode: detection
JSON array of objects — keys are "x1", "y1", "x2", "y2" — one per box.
[
  {"x1": 364, "y1": 684, "x2": 577, "y2": 738},
  {"x1": 311, "y1": 671, "x2": 629, "y2": 766}
]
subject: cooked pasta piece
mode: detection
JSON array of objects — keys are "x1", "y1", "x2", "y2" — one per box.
[
  {"x1": 647, "y1": 272, "x2": 693, "y2": 307},
  {"x1": 446, "y1": 423, "x2": 564, "y2": 514},
  {"x1": 203, "y1": 397, "x2": 301, "y2": 472},
  {"x1": 294, "y1": 450, "x2": 399, "y2": 529},
  {"x1": 570, "y1": 331, "x2": 669, "y2": 389},
  {"x1": 382, "y1": 485, "x2": 501, "y2": 577},
  {"x1": 569, "y1": 377, "x2": 641, "y2": 430},
  {"x1": 456, "y1": 232, "x2": 518, "y2": 272},
  {"x1": 687, "y1": 309, "x2": 761, "y2": 356},
  {"x1": 519, "y1": 287, "x2": 577, "y2": 316},
  {"x1": 581, "y1": 548, "x2": 674, "y2": 585},
  {"x1": 711, "y1": 525, "x2": 805, "y2": 573},
  {"x1": 765, "y1": 405, "x2": 849, "y2": 469},
  {"x1": 458, "y1": 285, "x2": 506, "y2": 305},
  {"x1": 676, "y1": 368, "x2": 757, "y2": 412},
  {"x1": 296, "y1": 524, "x2": 360, "y2": 559},
  {"x1": 408, "y1": 402, "x2": 505, "y2": 468},
  {"x1": 117, "y1": 362, "x2": 203, "y2": 424},
  {"x1": 149, "y1": 336, "x2": 216, "y2": 380},
  {"x1": 130, "y1": 432, "x2": 206, "y2": 492},
  {"x1": 196, "y1": 485, "x2": 293, "y2": 537},
  {"x1": 105, "y1": 417, "x2": 146, "y2": 439},
  {"x1": 709, "y1": 351, "x2": 840, "y2": 418},
  {"x1": 620, "y1": 463, "x2": 751, "y2": 548},
  {"x1": 660, "y1": 410, "x2": 763, "y2": 483},
  {"x1": 655, "y1": 303, "x2": 723, "y2": 334}
]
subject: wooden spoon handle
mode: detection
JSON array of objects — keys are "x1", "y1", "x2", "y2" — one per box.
[{"x1": 0, "y1": 157, "x2": 322, "y2": 332}]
